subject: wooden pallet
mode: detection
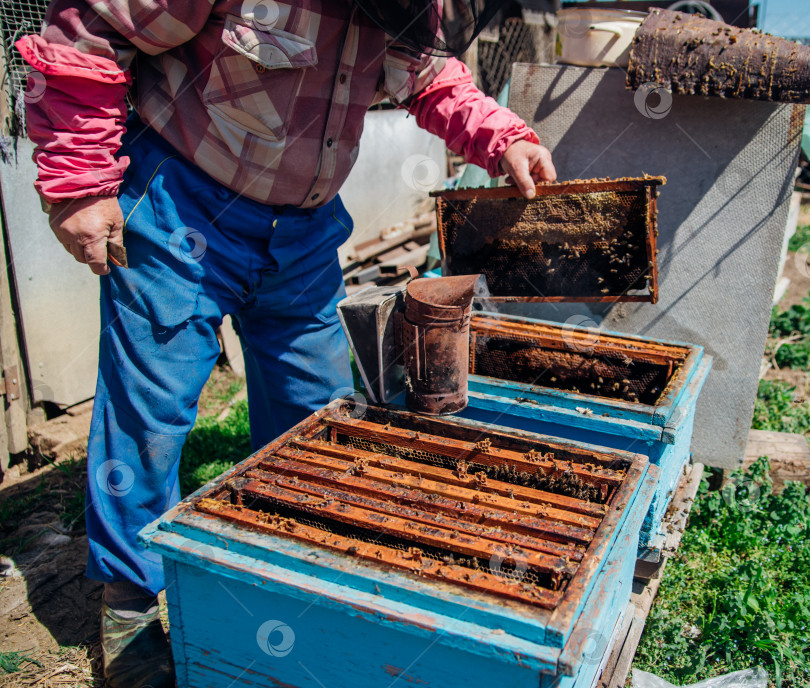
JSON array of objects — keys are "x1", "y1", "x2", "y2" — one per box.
[{"x1": 596, "y1": 461, "x2": 705, "y2": 688}]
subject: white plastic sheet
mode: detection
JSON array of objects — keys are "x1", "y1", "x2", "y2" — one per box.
[{"x1": 632, "y1": 668, "x2": 769, "y2": 688}]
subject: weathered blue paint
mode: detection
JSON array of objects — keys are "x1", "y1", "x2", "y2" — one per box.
[
  {"x1": 139, "y1": 429, "x2": 658, "y2": 687},
  {"x1": 460, "y1": 313, "x2": 712, "y2": 558}
]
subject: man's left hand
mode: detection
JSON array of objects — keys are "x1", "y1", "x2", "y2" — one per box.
[{"x1": 500, "y1": 140, "x2": 557, "y2": 199}]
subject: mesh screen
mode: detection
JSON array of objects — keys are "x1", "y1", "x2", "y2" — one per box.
[
  {"x1": 471, "y1": 330, "x2": 674, "y2": 404},
  {"x1": 478, "y1": 18, "x2": 536, "y2": 98},
  {"x1": 0, "y1": 0, "x2": 49, "y2": 133},
  {"x1": 438, "y1": 188, "x2": 654, "y2": 299}
]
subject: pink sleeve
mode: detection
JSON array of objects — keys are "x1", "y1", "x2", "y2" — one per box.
[
  {"x1": 407, "y1": 58, "x2": 539, "y2": 178},
  {"x1": 16, "y1": 35, "x2": 130, "y2": 203}
]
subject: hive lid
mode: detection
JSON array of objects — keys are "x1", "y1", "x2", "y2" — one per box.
[{"x1": 432, "y1": 176, "x2": 665, "y2": 303}]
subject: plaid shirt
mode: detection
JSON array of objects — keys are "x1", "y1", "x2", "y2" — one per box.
[{"x1": 19, "y1": 1, "x2": 538, "y2": 207}]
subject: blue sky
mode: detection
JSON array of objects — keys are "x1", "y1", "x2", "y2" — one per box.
[{"x1": 760, "y1": 0, "x2": 810, "y2": 38}]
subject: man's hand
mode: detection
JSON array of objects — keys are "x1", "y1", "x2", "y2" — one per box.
[
  {"x1": 48, "y1": 196, "x2": 124, "y2": 276},
  {"x1": 500, "y1": 140, "x2": 557, "y2": 199}
]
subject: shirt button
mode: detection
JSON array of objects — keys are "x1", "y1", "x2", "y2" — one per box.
[
  {"x1": 326, "y1": 138, "x2": 333, "y2": 147},
  {"x1": 311, "y1": 193, "x2": 319, "y2": 201},
  {"x1": 255, "y1": 63, "x2": 266, "y2": 74},
  {"x1": 339, "y1": 73, "x2": 347, "y2": 84}
]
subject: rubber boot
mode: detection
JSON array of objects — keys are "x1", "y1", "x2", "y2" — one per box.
[{"x1": 101, "y1": 603, "x2": 175, "y2": 688}]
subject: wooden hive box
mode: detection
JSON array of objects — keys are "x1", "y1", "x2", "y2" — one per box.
[
  {"x1": 140, "y1": 400, "x2": 657, "y2": 687},
  {"x1": 459, "y1": 312, "x2": 711, "y2": 560}
]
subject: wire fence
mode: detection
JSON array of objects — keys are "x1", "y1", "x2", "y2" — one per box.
[{"x1": 0, "y1": 0, "x2": 49, "y2": 134}]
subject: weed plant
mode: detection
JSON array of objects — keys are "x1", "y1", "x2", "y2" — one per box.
[{"x1": 634, "y1": 458, "x2": 810, "y2": 687}]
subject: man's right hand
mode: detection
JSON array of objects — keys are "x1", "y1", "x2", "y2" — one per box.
[{"x1": 48, "y1": 196, "x2": 124, "y2": 276}]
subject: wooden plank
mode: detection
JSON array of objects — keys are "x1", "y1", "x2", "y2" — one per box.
[
  {"x1": 292, "y1": 437, "x2": 607, "y2": 518},
  {"x1": 595, "y1": 606, "x2": 634, "y2": 688},
  {"x1": 322, "y1": 415, "x2": 625, "y2": 488},
  {"x1": 0, "y1": 179, "x2": 29, "y2": 458},
  {"x1": 349, "y1": 226, "x2": 436, "y2": 263},
  {"x1": 602, "y1": 610, "x2": 647, "y2": 688},
  {"x1": 0, "y1": 44, "x2": 12, "y2": 468},
  {"x1": 378, "y1": 243, "x2": 430, "y2": 274},
  {"x1": 743, "y1": 429, "x2": 810, "y2": 492}
]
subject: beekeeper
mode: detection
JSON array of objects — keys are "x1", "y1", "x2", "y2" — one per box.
[{"x1": 18, "y1": 1, "x2": 556, "y2": 685}]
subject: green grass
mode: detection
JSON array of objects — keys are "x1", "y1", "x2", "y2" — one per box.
[
  {"x1": 634, "y1": 458, "x2": 810, "y2": 687},
  {"x1": 178, "y1": 399, "x2": 251, "y2": 496},
  {"x1": 752, "y1": 380, "x2": 810, "y2": 435},
  {"x1": 0, "y1": 651, "x2": 39, "y2": 674},
  {"x1": 788, "y1": 224, "x2": 810, "y2": 253},
  {"x1": 768, "y1": 299, "x2": 810, "y2": 370},
  {"x1": 198, "y1": 375, "x2": 244, "y2": 416}
]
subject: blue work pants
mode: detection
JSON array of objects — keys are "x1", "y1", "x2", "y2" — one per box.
[{"x1": 86, "y1": 120, "x2": 353, "y2": 595}]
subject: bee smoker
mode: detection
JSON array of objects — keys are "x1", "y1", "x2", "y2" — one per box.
[
  {"x1": 336, "y1": 273, "x2": 484, "y2": 415},
  {"x1": 399, "y1": 274, "x2": 485, "y2": 415}
]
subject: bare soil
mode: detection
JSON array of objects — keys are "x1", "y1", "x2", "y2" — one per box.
[{"x1": 0, "y1": 364, "x2": 241, "y2": 686}]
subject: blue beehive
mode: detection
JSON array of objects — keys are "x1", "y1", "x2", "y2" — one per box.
[
  {"x1": 459, "y1": 312, "x2": 712, "y2": 559},
  {"x1": 141, "y1": 400, "x2": 656, "y2": 687}
]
